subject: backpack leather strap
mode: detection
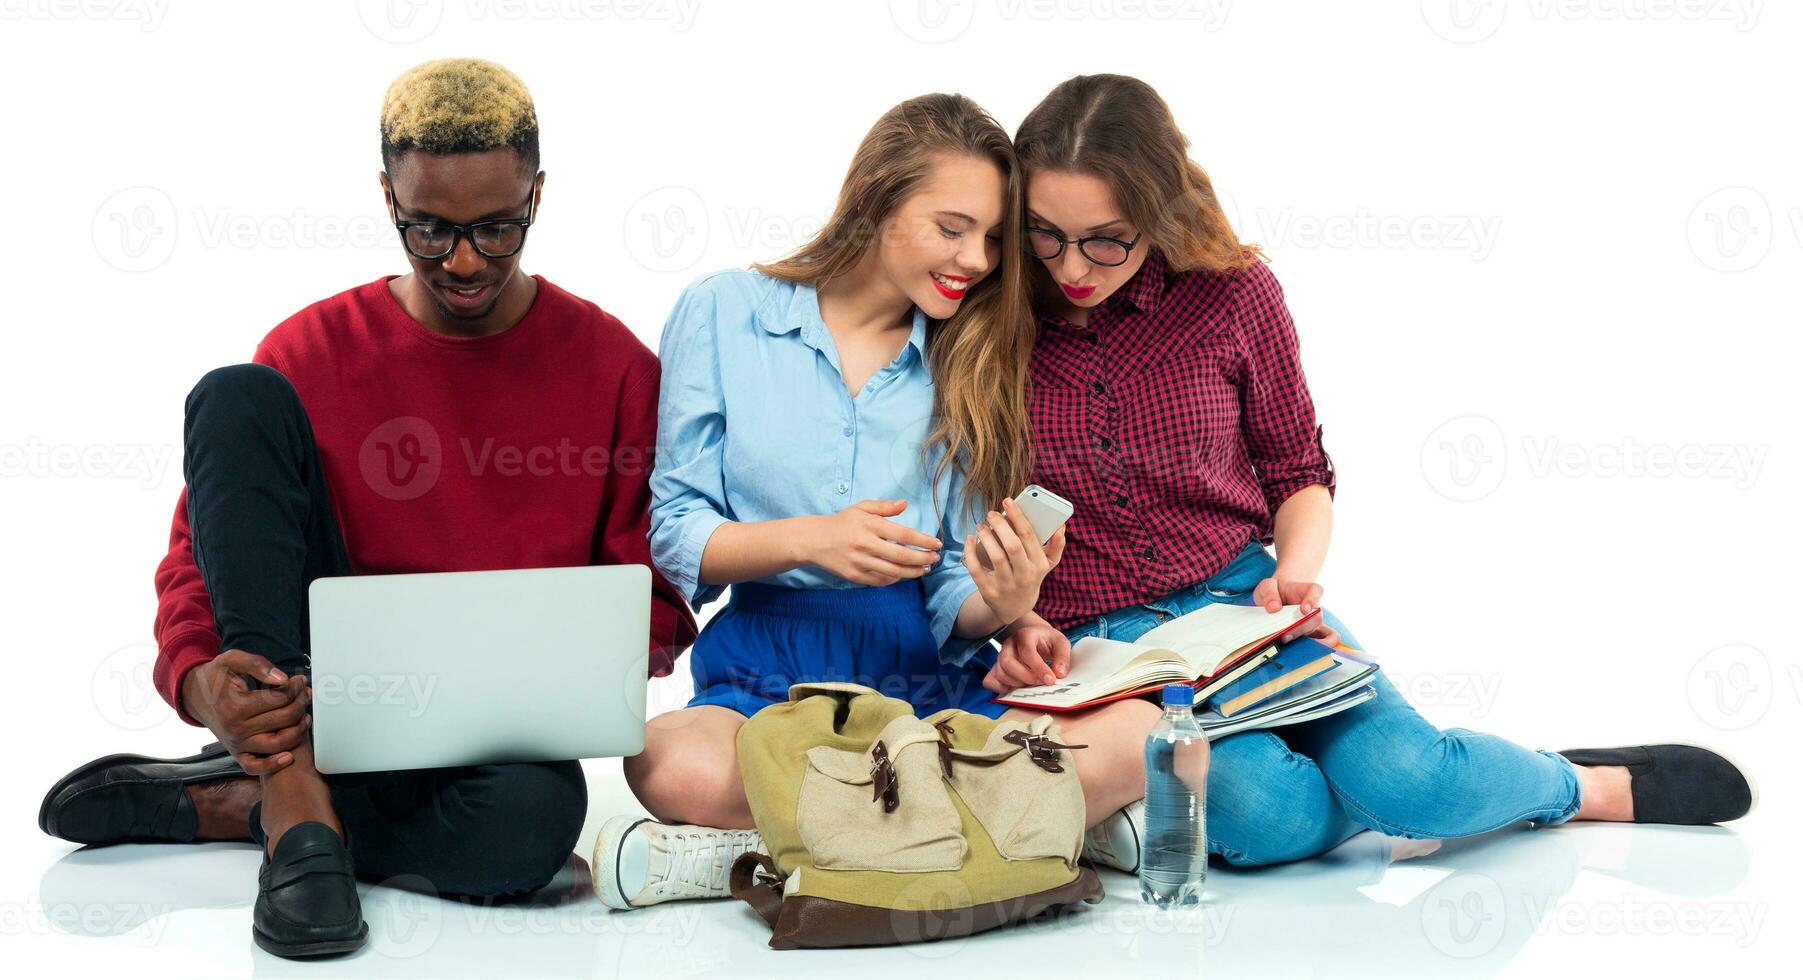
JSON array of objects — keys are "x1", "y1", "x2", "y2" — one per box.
[{"x1": 729, "y1": 852, "x2": 785, "y2": 928}]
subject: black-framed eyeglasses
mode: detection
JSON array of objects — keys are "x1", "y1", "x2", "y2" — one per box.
[
  {"x1": 387, "y1": 177, "x2": 539, "y2": 260},
  {"x1": 1025, "y1": 226, "x2": 1142, "y2": 267}
]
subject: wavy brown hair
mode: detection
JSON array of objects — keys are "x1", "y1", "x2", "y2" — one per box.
[
  {"x1": 1015, "y1": 73, "x2": 1259, "y2": 279},
  {"x1": 756, "y1": 93, "x2": 1033, "y2": 528}
]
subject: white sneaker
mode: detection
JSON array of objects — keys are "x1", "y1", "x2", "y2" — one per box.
[
  {"x1": 593, "y1": 814, "x2": 765, "y2": 910},
  {"x1": 1082, "y1": 799, "x2": 1146, "y2": 873}
]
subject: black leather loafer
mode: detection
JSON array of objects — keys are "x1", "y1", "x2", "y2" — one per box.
[
  {"x1": 1559, "y1": 743, "x2": 1757, "y2": 825},
  {"x1": 253, "y1": 821, "x2": 367, "y2": 958},
  {"x1": 40, "y1": 742, "x2": 245, "y2": 845}
]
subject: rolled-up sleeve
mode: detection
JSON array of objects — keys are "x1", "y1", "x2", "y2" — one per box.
[
  {"x1": 1234, "y1": 262, "x2": 1336, "y2": 513},
  {"x1": 648, "y1": 277, "x2": 733, "y2": 609},
  {"x1": 922, "y1": 470, "x2": 986, "y2": 665}
]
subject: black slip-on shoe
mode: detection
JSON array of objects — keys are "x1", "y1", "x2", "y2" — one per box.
[
  {"x1": 1558, "y1": 743, "x2": 1757, "y2": 825},
  {"x1": 252, "y1": 821, "x2": 366, "y2": 959},
  {"x1": 40, "y1": 742, "x2": 246, "y2": 845}
]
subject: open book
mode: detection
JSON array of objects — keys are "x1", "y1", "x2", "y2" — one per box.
[{"x1": 993, "y1": 603, "x2": 1324, "y2": 712}]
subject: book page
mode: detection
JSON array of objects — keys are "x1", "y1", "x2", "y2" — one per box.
[
  {"x1": 1134, "y1": 603, "x2": 1307, "y2": 675},
  {"x1": 998, "y1": 636, "x2": 1180, "y2": 708}
]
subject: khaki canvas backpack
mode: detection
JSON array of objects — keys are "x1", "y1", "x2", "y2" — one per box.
[{"x1": 727, "y1": 682, "x2": 1105, "y2": 949}]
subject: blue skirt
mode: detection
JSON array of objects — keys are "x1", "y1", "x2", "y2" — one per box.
[{"x1": 686, "y1": 580, "x2": 1009, "y2": 719}]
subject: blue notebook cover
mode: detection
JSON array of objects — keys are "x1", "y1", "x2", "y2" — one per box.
[{"x1": 1205, "y1": 636, "x2": 1339, "y2": 717}]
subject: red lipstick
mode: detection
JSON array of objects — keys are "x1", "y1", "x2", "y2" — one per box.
[{"x1": 931, "y1": 272, "x2": 972, "y2": 301}]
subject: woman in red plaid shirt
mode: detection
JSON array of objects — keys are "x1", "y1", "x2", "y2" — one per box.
[{"x1": 981, "y1": 74, "x2": 1753, "y2": 872}]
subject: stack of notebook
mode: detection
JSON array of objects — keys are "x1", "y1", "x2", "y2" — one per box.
[{"x1": 992, "y1": 603, "x2": 1379, "y2": 738}]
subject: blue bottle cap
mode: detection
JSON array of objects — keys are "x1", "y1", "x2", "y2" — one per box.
[{"x1": 1162, "y1": 683, "x2": 1195, "y2": 707}]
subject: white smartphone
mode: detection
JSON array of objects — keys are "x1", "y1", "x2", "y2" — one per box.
[
  {"x1": 964, "y1": 484, "x2": 1074, "y2": 567},
  {"x1": 1014, "y1": 484, "x2": 1074, "y2": 545}
]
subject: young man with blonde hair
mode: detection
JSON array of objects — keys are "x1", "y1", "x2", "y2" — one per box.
[{"x1": 39, "y1": 59, "x2": 695, "y2": 958}]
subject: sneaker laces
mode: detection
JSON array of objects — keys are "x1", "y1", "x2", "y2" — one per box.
[{"x1": 653, "y1": 828, "x2": 762, "y2": 900}]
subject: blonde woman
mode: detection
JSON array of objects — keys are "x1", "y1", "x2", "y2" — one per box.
[{"x1": 593, "y1": 94, "x2": 1151, "y2": 910}]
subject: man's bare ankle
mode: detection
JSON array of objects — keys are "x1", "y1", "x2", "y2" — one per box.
[
  {"x1": 260, "y1": 796, "x2": 344, "y2": 854},
  {"x1": 185, "y1": 777, "x2": 259, "y2": 841},
  {"x1": 260, "y1": 767, "x2": 342, "y2": 853}
]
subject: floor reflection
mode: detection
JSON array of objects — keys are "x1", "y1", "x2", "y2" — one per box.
[{"x1": 34, "y1": 821, "x2": 1752, "y2": 978}]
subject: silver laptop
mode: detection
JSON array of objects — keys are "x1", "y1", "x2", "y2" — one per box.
[{"x1": 307, "y1": 564, "x2": 652, "y2": 775}]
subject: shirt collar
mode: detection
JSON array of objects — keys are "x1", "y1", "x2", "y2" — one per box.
[
  {"x1": 902, "y1": 306, "x2": 929, "y2": 361},
  {"x1": 1112, "y1": 247, "x2": 1169, "y2": 315},
  {"x1": 757, "y1": 277, "x2": 929, "y2": 366},
  {"x1": 1036, "y1": 248, "x2": 1170, "y2": 330}
]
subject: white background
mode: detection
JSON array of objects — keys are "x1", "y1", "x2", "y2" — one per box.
[{"x1": 1, "y1": 1, "x2": 1796, "y2": 977}]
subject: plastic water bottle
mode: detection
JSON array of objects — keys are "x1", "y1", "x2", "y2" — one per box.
[{"x1": 1140, "y1": 683, "x2": 1208, "y2": 908}]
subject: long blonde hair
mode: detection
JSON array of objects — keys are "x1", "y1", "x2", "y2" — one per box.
[
  {"x1": 756, "y1": 93, "x2": 1033, "y2": 527},
  {"x1": 1015, "y1": 73, "x2": 1259, "y2": 276}
]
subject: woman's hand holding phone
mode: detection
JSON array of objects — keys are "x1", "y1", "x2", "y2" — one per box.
[{"x1": 966, "y1": 497, "x2": 1067, "y2": 626}]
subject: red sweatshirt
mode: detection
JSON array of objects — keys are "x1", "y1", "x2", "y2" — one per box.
[{"x1": 153, "y1": 275, "x2": 698, "y2": 724}]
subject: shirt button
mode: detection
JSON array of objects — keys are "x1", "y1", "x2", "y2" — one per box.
[
  {"x1": 836, "y1": 482, "x2": 849, "y2": 494},
  {"x1": 842, "y1": 425, "x2": 853, "y2": 437},
  {"x1": 1142, "y1": 547, "x2": 1156, "y2": 562},
  {"x1": 1091, "y1": 381, "x2": 1106, "y2": 396},
  {"x1": 1098, "y1": 436, "x2": 1114, "y2": 452},
  {"x1": 1113, "y1": 494, "x2": 1129, "y2": 507}
]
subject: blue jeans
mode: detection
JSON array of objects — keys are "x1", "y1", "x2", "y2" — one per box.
[{"x1": 1060, "y1": 537, "x2": 1582, "y2": 867}]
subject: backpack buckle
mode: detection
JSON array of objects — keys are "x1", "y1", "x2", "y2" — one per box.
[
  {"x1": 934, "y1": 721, "x2": 957, "y2": 779},
  {"x1": 869, "y1": 740, "x2": 900, "y2": 813},
  {"x1": 1003, "y1": 729, "x2": 1090, "y2": 773}
]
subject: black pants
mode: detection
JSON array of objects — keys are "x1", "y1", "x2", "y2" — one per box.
[{"x1": 182, "y1": 363, "x2": 586, "y2": 899}]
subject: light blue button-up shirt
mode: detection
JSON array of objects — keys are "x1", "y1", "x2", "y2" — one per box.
[{"x1": 649, "y1": 269, "x2": 986, "y2": 655}]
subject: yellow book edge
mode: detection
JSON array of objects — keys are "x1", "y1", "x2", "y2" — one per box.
[{"x1": 1218, "y1": 652, "x2": 1337, "y2": 718}]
